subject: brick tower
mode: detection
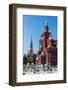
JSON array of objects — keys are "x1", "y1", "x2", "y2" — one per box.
[{"x1": 36, "y1": 20, "x2": 57, "y2": 66}]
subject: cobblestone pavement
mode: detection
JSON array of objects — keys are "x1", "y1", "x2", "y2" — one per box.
[{"x1": 23, "y1": 64, "x2": 57, "y2": 75}]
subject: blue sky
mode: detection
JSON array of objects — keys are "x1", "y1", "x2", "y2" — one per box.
[{"x1": 23, "y1": 15, "x2": 57, "y2": 54}]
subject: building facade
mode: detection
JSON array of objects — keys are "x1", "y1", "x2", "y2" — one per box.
[{"x1": 36, "y1": 21, "x2": 57, "y2": 66}]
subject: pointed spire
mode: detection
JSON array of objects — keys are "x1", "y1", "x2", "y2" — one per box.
[
  {"x1": 30, "y1": 34, "x2": 33, "y2": 53},
  {"x1": 44, "y1": 20, "x2": 49, "y2": 32},
  {"x1": 30, "y1": 35, "x2": 33, "y2": 49}
]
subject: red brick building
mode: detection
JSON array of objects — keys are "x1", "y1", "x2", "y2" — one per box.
[{"x1": 36, "y1": 21, "x2": 57, "y2": 66}]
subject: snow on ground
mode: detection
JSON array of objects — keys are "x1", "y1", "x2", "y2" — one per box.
[{"x1": 23, "y1": 64, "x2": 57, "y2": 75}]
